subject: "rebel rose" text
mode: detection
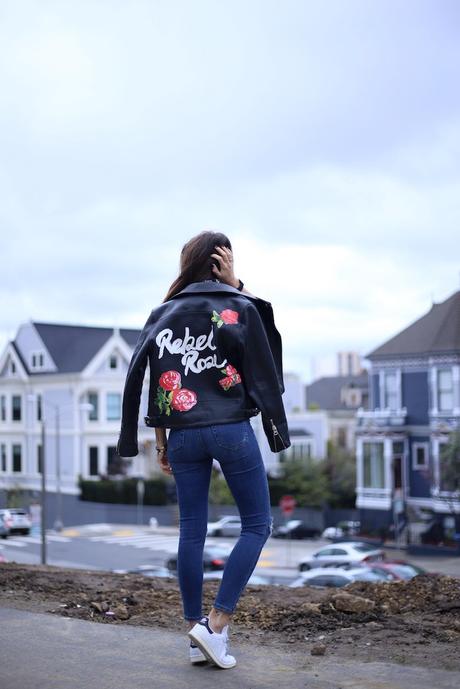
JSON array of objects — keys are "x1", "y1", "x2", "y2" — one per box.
[{"x1": 155, "y1": 325, "x2": 228, "y2": 375}]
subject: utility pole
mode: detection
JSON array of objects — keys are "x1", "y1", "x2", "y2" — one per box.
[{"x1": 40, "y1": 419, "x2": 47, "y2": 565}]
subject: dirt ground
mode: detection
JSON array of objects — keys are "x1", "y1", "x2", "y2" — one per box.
[{"x1": 1, "y1": 562, "x2": 459, "y2": 671}]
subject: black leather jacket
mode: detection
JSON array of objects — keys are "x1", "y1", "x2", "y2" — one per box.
[{"x1": 116, "y1": 279, "x2": 291, "y2": 456}]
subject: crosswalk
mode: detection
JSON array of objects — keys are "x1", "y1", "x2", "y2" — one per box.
[
  {"x1": 0, "y1": 533, "x2": 72, "y2": 548},
  {"x1": 0, "y1": 529, "x2": 277, "y2": 567},
  {"x1": 87, "y1": 532, "x2": 276, "y2": 565},
  {"x1": 88, "y1": 532, "x2": 234, "y2": 553}
]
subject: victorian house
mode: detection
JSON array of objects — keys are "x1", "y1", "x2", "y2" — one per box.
[{"x1": 355, "y1": 290, "x2": 460, "y2": 530}]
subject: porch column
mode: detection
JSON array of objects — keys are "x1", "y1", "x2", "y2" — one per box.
[{"x1": 384, "y1": 436, "x2": 392, "y2": 492}]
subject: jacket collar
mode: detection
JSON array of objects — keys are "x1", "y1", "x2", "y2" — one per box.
[
  {"x1": 166, "y1": 280, "x2": 279, "y2": 358},
  {"x1": 169, "y1": 280, "x2": 272, "y2": 307},
  {"x1": 169, "y1": 279, "x2": 238, "y2": 298}
]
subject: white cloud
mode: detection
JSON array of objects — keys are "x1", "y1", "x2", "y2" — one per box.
[{"x1": 0, "y1": 1, "x2": 459, "y2": 384}]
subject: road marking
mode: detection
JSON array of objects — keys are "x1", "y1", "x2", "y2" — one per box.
[
  {"x1": 86, "y1": 533, "x2": 235, "y2": 553},
  {"x1": 61, "y1": 529, "x2": 80, "y2": 537},
  {"x1": 0, "y1": 539, "x2": 27, "y2": 548},
  {"x1": 112, "y1": 528, "x2": 135, "y2": 537},
  {"x1": 89, "y1": 535, "x2": 178, "y2": 545},
  {"x1": 1, "y1": 534, "x2": 72, "y2": 546},
  {"x1": 257, "y1": 560, "x2": 277, "y2": 567},
  {"x1": 21, "y1": 535, "x2": 72, "y2": 543}
]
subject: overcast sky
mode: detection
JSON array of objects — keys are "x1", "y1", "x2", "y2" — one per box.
[{"x1": 1, "y1": 0, "x2": 459, "y2": 383}]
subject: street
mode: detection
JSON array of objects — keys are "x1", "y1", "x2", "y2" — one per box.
[{"x1": 1, "y1": 523, "x2": 459, "y2": 579}]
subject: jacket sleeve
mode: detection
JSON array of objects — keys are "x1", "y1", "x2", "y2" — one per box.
[
  {"x1": 238, "y1": 302, "x2": 291, "y2": 453},
  {"x1": 116, "y1": 310, "x2": 155, "y2": 457}
]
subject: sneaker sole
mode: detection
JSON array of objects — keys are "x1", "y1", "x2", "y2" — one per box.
[
  {"x1": 190, "y1": 655, "x2": 208, "y2": 664},
  {"x1": 188, "y1": 629, "x2": 237, "y2": 669}
]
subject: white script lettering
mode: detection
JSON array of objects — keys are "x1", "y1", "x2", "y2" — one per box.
[{"x1": 155, "y1": 325, "x2": 227, "y2": 375}]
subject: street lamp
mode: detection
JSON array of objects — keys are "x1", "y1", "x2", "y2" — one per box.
[{"x1": 27, "y1": 394, "x2": 94, "y2": 546}]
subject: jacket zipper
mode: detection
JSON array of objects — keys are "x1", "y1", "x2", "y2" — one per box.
[{"x1": 270, "y1": 418, "x2": 287, "y2": 451}]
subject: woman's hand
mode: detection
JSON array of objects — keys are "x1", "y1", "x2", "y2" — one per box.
[
  {"x1": 157, "y1": 450, "x2": 173, "y2": 476},
  {"x1": 211, "y1": 245, "x2": 239, "y2": 289}
]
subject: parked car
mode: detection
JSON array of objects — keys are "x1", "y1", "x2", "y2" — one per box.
[
  {"x1": 322, "y1": 520, "x2": 361, "y2": 540},
  {"x1": 298, "y1": 541, "x2": 385, "y2": 572},
  {"x1": 0, "y1": 508, "x2": 32, "y2": 535},
  {"x1": 0, "y1": 510, "x2": 13, "y2": 537},
  {"x1": 272, "y1": 519, "x2": 321, "y2": 540},
  {"x1": 112, "y1": 564, "x2": 175, "y2": 578},
  {"x1": 166, "y1": 546, "x2": 231, "y2": 572},
  {"x1": 0, "y1": 513, "x2": 11, "y2": 539},
  {"x1": 289, "y1": 565, "x2": 390, "y2": 588},
  {"x1": 363, "y1": 560, "x2": 431, "y2": 581},
  {"x1": 207, "y1": 516, "x2": 242, "y2": 537}
]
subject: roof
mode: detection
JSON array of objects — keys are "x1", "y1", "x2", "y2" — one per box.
[
  {"x1": 366, "y1": 290, "x2": 460, "y2": 360},
  {"x1": 306, "y1": 372, "x2": 368, "y2": 411},
  {"x1": 21, "y1": 322, "x2": 141, "y2": 374}
]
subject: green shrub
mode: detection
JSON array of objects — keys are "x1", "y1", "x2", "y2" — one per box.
[{"x1": 79, "y1": 476, "x2": 170, "y2": 505}]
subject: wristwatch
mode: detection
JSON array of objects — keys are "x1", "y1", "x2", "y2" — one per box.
[{"x1": 237, "y1": 279, "x2": 244, "y2": 291}]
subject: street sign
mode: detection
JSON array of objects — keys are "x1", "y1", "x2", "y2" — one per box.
[{"x1": 279, "y1": 494, "x2": 296, "y2": 516}]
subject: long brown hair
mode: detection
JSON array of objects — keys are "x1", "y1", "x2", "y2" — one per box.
[{"x1": 163, "y1": 230, "x2": 232, "y2": 303}]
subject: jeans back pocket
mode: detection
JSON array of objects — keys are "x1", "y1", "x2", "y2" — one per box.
[
  {"x1": 210, "y1": 420, "x2": 249, "y2": 451},
  {"x1": 167, "y1": 428, "x2": 185, "y2": 453}
]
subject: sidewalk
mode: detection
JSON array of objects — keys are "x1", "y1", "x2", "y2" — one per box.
[{"x1": 0, "y1": 606, "x2": 458, "y2": 689}]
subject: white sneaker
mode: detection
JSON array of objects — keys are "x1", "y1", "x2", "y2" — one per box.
[
  {"x1": 188, "y1": 617, "x2": 236, "y2": 669},
  {"x1": 189, "y1": 617, "x2": 209, "y2": 664},
  {"x1": 189, "y1": 639, "x2": 208, "y2": 664}
]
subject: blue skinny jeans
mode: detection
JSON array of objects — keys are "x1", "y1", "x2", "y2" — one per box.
[{"x1": 167, "y1": 419, "x2": 273, "y2": 620}]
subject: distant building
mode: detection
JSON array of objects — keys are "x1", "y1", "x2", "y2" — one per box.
[
  {"x1": 337, "y1": 351, "x2": 363, "y2": 376},
  {"x1": 306, "y1": 372, "x2": 369, "y2": 451},
  {"x1": 356, "y1": 290, "x2": 460, "y2": 530},
  {"x1": 0, "y1": 320, "x2": 149, "y2": 496},
  {"x1": 264, "y1": 370, "x2": 328, "y2": 476}
]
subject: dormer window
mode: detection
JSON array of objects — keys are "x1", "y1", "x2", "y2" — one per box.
[
  {"x1": 109, "y1": 354, "x2": 118, "y2": 369},
  {"x1": 10, "y1": 360, "x2": 16, "y2": 374},
  {"x1": 30, "y1": 351, "x2": 45, "y2": 370}
]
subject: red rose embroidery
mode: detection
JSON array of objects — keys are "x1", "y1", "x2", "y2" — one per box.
[
  {"x1": 159, "y1": 370, "x2": 182, "y2": 390},
  {"x1": 155, "y1": 370, "x2": 197, "y2": 415},
  {"x1": 211, "y1": 308, "x2": 239, "y2": 328},
  {"x1": 218, "y1": 363, "x2": 242, "y2": 391},
  {"x1": 224, "y1": 364, "x2": 241, "y2": 380},
  {"x1": 219, "y1": 376, "x2": 232, "y2": 389},
  {"x1": 221, "y1": 309, "x2": 239, "y2": 324},
  {"x1": 171, "y1": 388, "x2": 197, "y2": 411}
]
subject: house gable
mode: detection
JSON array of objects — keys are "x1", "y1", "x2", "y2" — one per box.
[{"x1": 0, "y1": 342, "x2": 29, "y2": 381}]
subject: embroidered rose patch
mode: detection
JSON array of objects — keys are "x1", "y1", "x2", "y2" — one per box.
[
  {"x1": 219, "y1": 364, "x2": 242, "y2": 391},
  {"x1": 159, "y1": 370, "x2": 182, "y2": 390},
  {"x1": 155, "y1": 369, "x2": 197, "y2": 415},
  {"x1": 211, "y1": 308, "x2": 239, "y2": 327}
]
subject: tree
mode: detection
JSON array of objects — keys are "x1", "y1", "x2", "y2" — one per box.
[
  {"x1": 277, "y1": 455, "x2": 331, "y2": 508},
  {"x1": 438, "y1": 427, "x2": 460, "y2": 526},
  {"x1": 323, "y1": 441, "x2": 357, "y2": 508}
]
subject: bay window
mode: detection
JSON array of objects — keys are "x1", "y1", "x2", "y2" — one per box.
[
  {"x1": 437, "y1": 369, "x2": 453, "y2": 412},
  {"x1": 363, "y1": 441, "x2": 385, "y2": 488}
]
